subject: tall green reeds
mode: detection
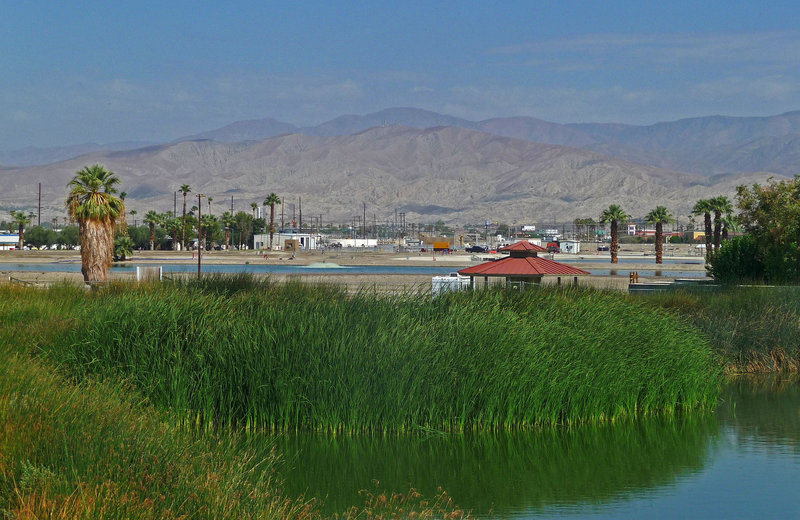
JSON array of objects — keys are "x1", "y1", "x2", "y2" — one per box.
[
  {"x1": 640, "y1": 286, "x2": 800, "y2": 373},
  {"x1": 24, "y1": 279, "x2": 720, "y2": 433},
  {"x1": 0, "y1": 283, "x2": 310, "y2": 519}
]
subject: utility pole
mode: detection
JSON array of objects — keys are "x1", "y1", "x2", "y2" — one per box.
[
  {"x1": 174, "y1": 192, "x2": 177, "y2": 215},
  {"x1": 363, "y1": 202, "x2": 366, "y2": 241},
  {"x1": 280, "y1": 197, "x2": 285, "y2": 231},
  {"x1": 197, "y1": 193, "x2": 204, "y2": 278},
  {"x1": 230, "y1": 196, "x2": 234, "y2": 213},
  {"x1": 37, "y1": 183, "x2": 41, "y2": 226}
]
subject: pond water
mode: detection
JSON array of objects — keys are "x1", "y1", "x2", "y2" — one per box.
[
  {"x1": 274, "y1": 378, "x2": 800, "y2": 518},
  {"x1": 0, "y1": 262, "x2": 709, "y2": 278}
]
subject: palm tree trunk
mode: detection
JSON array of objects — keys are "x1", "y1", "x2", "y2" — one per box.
[
  {"x1": 704, "y1": 213, "x2": 713, "y2": 263},
  {"x1": 269, "y1": 204, "x2": 275, "y2": 250},
  {"x1": 655, "y1": 222, "x2": 663, "y2": 264},
  {"x1": 79, "y1": 218, "x2": 114, "y2": 284},
  {"x1": 17, "y1": 223, "x2": 24, "y2": 250},
  {"x1": 182, "y1": 194, "x2": 187, "y2": 251},
  {"x1": 610, "y1": 220, "x2": 619, "y2": 264},
  {"x1": 713, "y1": 210, "x2": 722, "y2": 256},
  {"x1": 149, "y1": 224, "x2": 155, "y2": 251}
]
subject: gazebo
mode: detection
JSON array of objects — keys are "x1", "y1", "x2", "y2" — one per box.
[{"x1": 458, "y1": 241, "x2": 590, "y2": 288}]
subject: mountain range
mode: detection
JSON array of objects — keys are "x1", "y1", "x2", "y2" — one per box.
[{"x1": 1, "y1": 114, "x2": 784, "y2": 225}]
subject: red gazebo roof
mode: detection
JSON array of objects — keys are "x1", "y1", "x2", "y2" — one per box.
[
  {"x1": 499, "y1": 241, "x2": 548, "y2": 253},
  {"x1": 458, "y1": 255, "x2": 590, "y2": 277}
]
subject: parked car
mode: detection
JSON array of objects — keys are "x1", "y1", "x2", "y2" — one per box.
[{"x1": 465, "y1": 245, "x2": 488, "y2": 253}]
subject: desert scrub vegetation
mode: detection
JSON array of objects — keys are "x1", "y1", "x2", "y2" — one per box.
[
  {"x1": 640, "y1": 286, "x2": 800, "y2": 373},
  {"x1": 4, "y1": 277, "x2": 722, "y2": 433}
]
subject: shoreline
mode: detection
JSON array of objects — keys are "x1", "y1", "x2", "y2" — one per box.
[{"x1": 0, "y1": 247, "x2": 708, "y2": 291}]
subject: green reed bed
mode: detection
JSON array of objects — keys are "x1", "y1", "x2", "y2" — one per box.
[
  {"x1": 0, "y1": 284, "x2": 311, "y2": 519},
  {"x1": 26, "y1": 279, "x2": 720, "y2": 433},
  {"x1": 640, "y1": 286, "x2": 800, "y2": 373}
]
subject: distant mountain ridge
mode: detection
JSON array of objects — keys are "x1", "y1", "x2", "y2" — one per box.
[
  {"x1": 5, "y1": 107, "x2": 800, "y2": 177},
  {"x1": 1, "y1": 125, "x2": 782, "y2": 225},
  {"x1": 173, "y1": 107, "x2": 800, "y2": 176}
]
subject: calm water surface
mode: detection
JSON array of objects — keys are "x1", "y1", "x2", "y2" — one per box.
[
  {"x1": 275, "y1": 378, "x2": 800, "y2": 518},
  {"x1": 0, "y1": 262, "x2": 709, "y2": 278}
]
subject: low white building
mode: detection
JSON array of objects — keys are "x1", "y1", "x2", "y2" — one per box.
[
  {"x1": 0, "y1": 234, "x2": 19, "y2": 250},
  {"x1": 253, "y1": 231, "x2": 322, "y2": 251},
  {"x1": 334, "y1": 238, "x2": 378, "y2": 248},
  {"x1": 560, "y1": 239, "x2": 581, "y2": 254}
]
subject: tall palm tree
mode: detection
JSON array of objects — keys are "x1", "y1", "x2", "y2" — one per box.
[
  {"x1": 221, "y1": 211, "x2": 235, "y2": 250},
  {"x1": 143, "y1": 210, "x2": 161, "y2": 251},
  {"x1": 263, "y1": 193, "x2": 281, "y2": 250},
  {"x1": 180, "y1": 184, "x2": 191, "y2": 250},
  {"x1": 129, "y1": 209, "x2": 138, "y2": 227},
  {"x1": 66, "y1": 164, "x2": 124, "y2": 284},
  {"x1": 600, "y1": 205, "x2": 631, "y2": 264},
  {"x1": 250, "y1": 202, "x2": 258, "y2": 218},
  {"x1": 645, "y1": 206, "x2": 673, "y2": 264},
  {"x1": 163, "y1": 212, "x2": 180, "y2": 251},
  {"x1": 721, "y1": 213, "x2": 740, "y2": 242},
  {"x1": 709, "y1": 195, "x2": 733, "y2": 256},
  {"x1": 207, "y1": 196, "x2": 213, "y2": 216},
  {"x1": 693, "y1": 199, "x2": 714, "y2": 263},
  {"x1": 117, "y1": 191, "x2": 128, "y2": 235},
  {"x1": 9, "y1": 210, "x2": 32, "y2": 250}
]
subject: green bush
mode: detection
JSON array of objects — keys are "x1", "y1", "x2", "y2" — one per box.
[{"x1": 710, "y1": 235, "x2": 799, "y2": 283}]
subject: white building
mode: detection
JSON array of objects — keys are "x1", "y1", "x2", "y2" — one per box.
[
  {"x1": 334, "y1": 238, "x2": 378, "y2": 248},
  {"x1": 560, "y1": 239, "x2": 581, "y2": 254},
  {"x1": 0, "y1": 234, "x2": 19, "y2": 250},
  {"x1": 253, "y1": 231, "x2": 322, "y2": 251}
]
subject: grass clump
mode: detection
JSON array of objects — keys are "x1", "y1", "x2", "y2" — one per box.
[
  {"x1": 0, "y1": 285, "x2": 311, "y2": 519},
  {"x1": 640, "y1": 286, "x2": 800, "y2": 373},
  {"x1": 24, "y1": 279, "x2": 720, "y2": 432}
]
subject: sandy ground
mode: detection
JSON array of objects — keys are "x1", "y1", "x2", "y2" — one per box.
[{"x1": 0, "y1": 245, "x2": 707, "y2": 292}]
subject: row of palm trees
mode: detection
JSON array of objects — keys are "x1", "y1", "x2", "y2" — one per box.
[
  {"x1": 57, "y1": 165, "x2": 284, "y2": 285},
  {"x1": 692, "y1": 196, "x2": 734, "y2": 262},
  {"x1": 598, "y1": 196, "x2": 734, "y2": 265}
]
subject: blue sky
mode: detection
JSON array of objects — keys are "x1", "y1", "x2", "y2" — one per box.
[{"x1": 2, "y1": 1, "x2": 800, "y2": 150}]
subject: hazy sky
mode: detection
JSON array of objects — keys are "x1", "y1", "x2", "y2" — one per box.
[{"x1": 2, "y1": 1, "x2": 800, "y2": 150}]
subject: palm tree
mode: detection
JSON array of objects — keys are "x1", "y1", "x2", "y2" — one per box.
[
  {"x1": 66, "y1": 164, "x2": 124, "y2": 284},
  {"x1": 9, "y1": 210, "x2": 32, "y2": 250},
  {"x1": 709, "y1": 195, "x2": 733, "y2": 256},
  {"x1": 143, "y1": 210, "x2": 161, "y2": 251},
  {"x1": 221, "y1": 211, "x2": 235, "y2": 250},
  {"x1": 129, "y1": 209, "x2": 138, "y2": 227},
  {"x1": 250, "y1": 202, "x2": 258, "y2": 218},
  {"x1": 263, "y1": 193, "x2": 281, "y2": 250},
  {"x1": 180, "y1": 184, "x2": 191, "y2": 250},
  {"x1": 207, "y1": 196, "x2": 213, "y2": 216},
  {"x1": 693, "y1": 199, "x2": 714, "y2": 263},
  {"x1": 645, "y1": 206, "x2": 673, "y2": 264},
  {"x1": 118, "y1": 191, "x2": 128, "y2": 234},
  {"x1": 163, "y1": 212, "x2": 180, "y2": 251},
  {"x1": 600, "y1": 205, "x2": 631, "y2": 264},
  {"x1": 721, "y1": 213, "x2": 740, "y2": 242}
]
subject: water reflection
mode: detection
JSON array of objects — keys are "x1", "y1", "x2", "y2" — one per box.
[
  {"x1": 274, "y1": 378, "x2": 800, "y2": 517},
  {"x1": 719, "y1": 375, "x2": 800, "y2": 448},
  {"x1": 276, "y1": 415, "x2": 717, "y2": 516}
]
